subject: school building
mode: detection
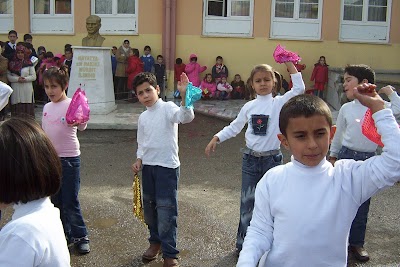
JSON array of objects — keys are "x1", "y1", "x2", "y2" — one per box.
[{"x1": 1, "y1": 0, "x2": 399, "y2": 95}]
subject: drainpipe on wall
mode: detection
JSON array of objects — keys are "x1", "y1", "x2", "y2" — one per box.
[{"x1": 162, "y1": 0, "x2": 176, "y2": 97}]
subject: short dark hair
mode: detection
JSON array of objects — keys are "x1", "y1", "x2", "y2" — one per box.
[
  {"x1": 344, "y1": 64, "x2": 375, "y2": 84},
  {"x1": 157, "y1": 55, "x2": 163, "y2": 60},
  {"x1": 64, "y1": 43, "x2": 72, "y2": 49},
  {"x1": 144, "y1": 45, "x2": 151, "y2": 51},
  {"x1": 23, "y1": 42, "x2": 33, "y2": 51},
  {"x1": 8, "y1": 30, "x2": 17, "y2": 36},
  {"x1": 216, "y1": 56, "x2": 223, "y2": 61},
  {"x1": 23, "y1": 33, "x2": 33, "y2": 41},
  {"x1": 176, "y1": 58, "x2": 182, "y2": 64},
  {"x1": 131, "y1": 48, "x2": 139, "y2": 57},
  {"x1": 279, "y1": 94, "x2": 332, "y2": 136},
  {"x1": 0, "y1": 117, "x2": 61, "y2": 204},
  {"x1": 132, "y1": 72, "x2": 157, "y2": 92},
  {"x1": 65, "y1": 47, "x2": 73, "y2": 53},
  {"x1": 45, "y1": 51, "x2": 54, "y2": 58}
]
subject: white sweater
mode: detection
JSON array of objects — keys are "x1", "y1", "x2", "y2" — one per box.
[
  {"x1": 237, "y1": 109, "x2": 400, "y2": 267},
  {"x1": 215, "y1": 72, "x2": 305, "y2": 152},
  {"x1": 0, "y1": 198, "x2": 70, "y2": 267},
  {"x1": 330, "y1": 92, "x2": 400, "y2": 157},
  {"x1": 137, "y1": 99, "x2": 194, "y2": 168}
]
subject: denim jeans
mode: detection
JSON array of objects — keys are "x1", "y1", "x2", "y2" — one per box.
[
  {"x1": 236, "y1": 152, "x2": 283, "y2": 251},
  {"x1": 338, "y1": 146, "x2": 375, "y2": 247},
  {"x1": 142, "y1": 165, "x2": 179, "y2": 259},
  {"x1": 51, "y1": 156, "x2": 88, "y2": 241}
]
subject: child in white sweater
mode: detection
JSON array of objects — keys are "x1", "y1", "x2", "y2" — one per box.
[{"x1": 237, "y1": 90, "x2": 400, "y2": 267}]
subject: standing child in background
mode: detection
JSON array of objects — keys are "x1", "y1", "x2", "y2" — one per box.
[
  {"x1": 141, "y1": 45, "x2": 155, "y2": 73},
  {"x1": 131, "y1": 72, "x2": 194, "y2": 267},
  {"x1": 310, "y1": 56, "x2": 329, "y2": 98},
  {"x1": 200, "y1": 73, "x2": 216, "y2": 99},
  {"x1": 63, "y1": 47, "x2": 73, "y2": 77},
  {"x1": 115, "y1": 40, "x2": 130, "y2": 100},
  {"x1": 185, "y1": 54, "x2": 207, "y2": 87},
  {"x1": 0, "y1": 116, "x2": 70, "y2": 266},
  {"x1": 212, "y1": 56, "x2": 229, "y2": 84},
  {"x1": 237, "y1": 91, "x2": 400, "y2": 266},
  {"x1": 2, "y1": 30, "x2": 18, "y2": 60},
  {"x1": 328, "y1": 64, "x2": 400, "y2": 262},
  {"x1": 231, "y1": 74, "x2": 245, "y2": 99},
  {"x1": 126, "y1": 48, "x2": 144, "y2": 92},
  {"x1": 41, "y1": 66, "x2": 91, "y2": 255},
  {"x1": 152, "y1": 55, "x2": 167, "y2": 100},
  {"x1": 205, "y1": 56, "x2": 305, "y2": 255},
  {"x1": 38, "y1": 52, "x2": 58, "y2": 87},
  {"x1": 216, "y1": 76, "x2": 233, "y2": 100},
  {"x1": 174, "y1": 58, "x2": 186, "y2": 98}
]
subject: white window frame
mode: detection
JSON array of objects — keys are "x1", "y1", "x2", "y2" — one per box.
[
  {"x1": 30, "y1": 0, "x2": 74, "y2": 34},
  {"x1": 91, "y1": 0, "x2": 138, "y2": 35},
  {"x1": 202, "y1": 0, "x2": 254, "y2": 37},
  {"x1": 339, "y1": 0, "x2": 392, "y2": 43},
  {"x1": 0, "y1": 0, "x2": 14, "y2": 33},
  {"x1": 270, "y1": 0, "x2": 323, "y2": 41}
]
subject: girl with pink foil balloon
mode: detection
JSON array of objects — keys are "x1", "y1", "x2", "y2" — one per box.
[
  {"x1": 205, "y1": 45, "x2": 305, "y2": 255},
  {"x1": 41, "y1": 65, "x2": 91, "y2": 255}
]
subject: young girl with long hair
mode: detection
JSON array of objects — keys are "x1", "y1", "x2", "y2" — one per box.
[{"x1": 41, "y1": 65, "x2": 90, "y2": 254}]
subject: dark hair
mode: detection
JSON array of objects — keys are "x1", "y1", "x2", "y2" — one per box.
[
  {"x1": 0, "y1": 41, "x2": 5, "y2": 48},
  {"x1": 344, "y1": 64, "x2": 375, "y2": 84},
  {"x1": 144, "y1": 45, "x2": 151, "y2": 51},
  {"x1": 42, "y1": 65, "x2": 69, "y2": 89},
  {"x1": 131, "y1": 48, "x2": 139, "y2": 57},
  {"x1": 112, "y1": 46, "x2": 117, "y2": 49},
  {"x1": 315, "y1": 56, "x2": 328, "y2": 66},
  {"x1": 204, "y1": 73, "x2": 214, "y2": 83},
  {"x1": 37, "y1": 46, "x2": 46, "y2": 55},
  {"x1": 132, "y1": 72, "x2": 157, "y2": 91},
  {"x1": 64, "y1": 43, "x2": 72, "y2": 49},
  {"x1": 176, "y1": 58, "x2": 182, "y2": 64},
  {"x1": 216, "y1": 56, "x2": 223, "y2": 61},
  {"x1": 273, "y1": 71, "x2": 283, "y2": 97},
  {"x1": 24, "y1": 42, "x2": 34, "y2": 51},
  {"x1": 8, "y1": 30, "x2": 17, "y2": 36},
  {"x1": 65, "y1": 47, "x2": 73, "y2": 53},
  {"x1": 23, "y1": 33, "x2": 33, "y2": 41},
  {"x1": 44, "y1": 51, "x2": 54, "y2": 59},
  {"x1": 157, "y1": 55, "x2": 163, "y2": 60},
  {"x1": 123, "y1": 39, "x2": 130, "y2": 44},
  {"x1": 279, "y1": 94, "x2": 332, "y2": 136},
  {"x1": 0, "y1": 117, "x2": 61, "y2": 204}
]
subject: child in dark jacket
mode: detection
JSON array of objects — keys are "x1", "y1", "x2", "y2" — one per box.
[
  {"x1": 212, "y1": 56, "x2": 229, "y2": 84},
  {"x1": 140, "y1": 45, "x2": 155, "y2": 73},
  {"x1": 231, "y1": 74, "x2": 245, "y2": 99},
  {"x1": 152, "y1": 55, "x2": 167, "y2": 100}
]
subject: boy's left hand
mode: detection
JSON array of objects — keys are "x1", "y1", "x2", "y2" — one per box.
[
  {"x1": 177, "y1": 73, "x2": 189, "y2": 95},
  {"x1": 353, "y1": 83, "x2": 385, "y2": 114}
]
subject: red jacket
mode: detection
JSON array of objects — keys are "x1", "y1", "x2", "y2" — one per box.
[
  {"x1": 126, "y1": 56, "x2": 144, "y2": 89},
  {"x1": 311, "y1": 64, "x2": 328, "y2": 84},
  {"x1": 174, "y1": 63, "x2": 186, "y2": 81}
]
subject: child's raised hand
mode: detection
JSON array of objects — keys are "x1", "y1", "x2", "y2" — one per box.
[
  {"x1": 285, "y1": 61, "x2": 297, "y2": 74},
  {"x1": 353, "y1": 83, "x2": 385, "y2": 114},
  {"x1": 205, "y1": 136, "x2": 219, "y2": 157},
  {"x1": 379, "y1": 85, "x2": 395, "y2": 96},
  {"x1": 177, "y1": 73, "x2": 189, "y2": 95}
]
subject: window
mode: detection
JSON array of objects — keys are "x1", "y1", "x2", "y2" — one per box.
[
  {"x1": 92, "y1": 0, "x2": 138, "y2": 34},
  {"x1": 30, "y1": 0, "x2": 74, "y2": 33},
  {"x1": 340, "y1": 0, "x2": 391, "y2": 43},
  {"x1": 203, "y1": 0, "x2": 254, "y2": 37},
  {"x1": 271, "y1": 0, "x2": 323, "y2": 40},
  {"x1": 0, "y1": 0, "x2": 13, "y2": 33}
]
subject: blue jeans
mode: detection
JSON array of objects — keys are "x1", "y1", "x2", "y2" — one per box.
[
  {"x1": 142, "y1": 165, "x2": 179, "y2": 259},
  {"x1": 338, "y1": 146, "x2": 375, "y2": 247},
  {"x1": 236, "y1": 152, "x2": 283, "y2": 251},
  {"x1": 51, "y1": 156, "x2": 88, "y2": 241}
]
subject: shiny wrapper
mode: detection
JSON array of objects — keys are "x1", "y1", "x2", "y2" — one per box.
[
  {"x1": 132, "y1": 174, "x2": 145, "y2": 223},
  {"x1": 273, "y1": 44, "x2": 301, "y2": 64},
  {"x1": 185, "y1": 82, "x2": 202, "y2": 109}
]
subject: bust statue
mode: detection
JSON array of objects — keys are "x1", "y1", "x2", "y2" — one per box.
[{"x1": 82, "y1": 15, "x2": 105, "y2": 47}]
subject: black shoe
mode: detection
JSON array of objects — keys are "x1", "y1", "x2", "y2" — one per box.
[
  {"x1": 349, "y1": 245, "x2": 369, "y2": 262},
  {"x1": 74, "y1": 237, "x2": 90, "y2": 254}
]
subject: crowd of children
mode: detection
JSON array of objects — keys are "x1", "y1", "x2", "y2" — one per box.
[{"x1": 1, "y1": 29, "x2": 400, "y2": 267}]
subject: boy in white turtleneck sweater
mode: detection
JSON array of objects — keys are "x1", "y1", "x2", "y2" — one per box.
[
  {"x1": 328, "y1": 64, "x2": 400, "y2": 262},
  {"x1": 131, "y1": 72, "x2": 194, "y2": 267},
  {"x1": 237, "y1": 92, "x2": 400, "y2": 267}
]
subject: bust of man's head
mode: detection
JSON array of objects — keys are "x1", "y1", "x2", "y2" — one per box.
[
  {"x1": 86, "y1": 15, "x2": 101, "y2": 35},
  {"x1": 82, "y1": 15, "x2": 105, "y2": 47}
]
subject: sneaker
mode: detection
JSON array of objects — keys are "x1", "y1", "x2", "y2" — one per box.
[{"x1": 73, "y1": 237, "x2": 90, "y2": 254}]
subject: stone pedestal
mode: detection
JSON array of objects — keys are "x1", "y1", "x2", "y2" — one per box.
[{"x1": 68, "y1": 46, "x2": 116, "y2": 114}]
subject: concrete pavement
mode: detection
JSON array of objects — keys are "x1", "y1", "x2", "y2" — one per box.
[{"x1": 34, "y1": 98, "x2": 339, "y2": 130}]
